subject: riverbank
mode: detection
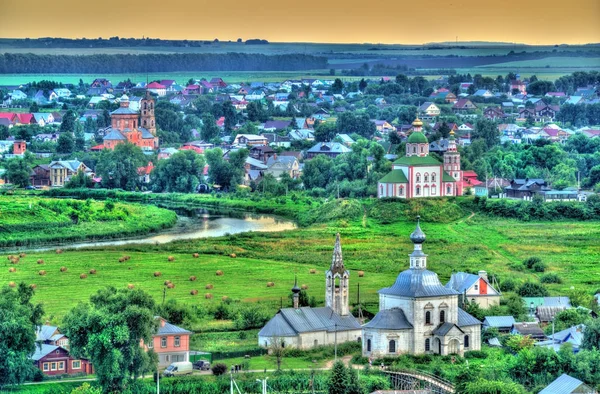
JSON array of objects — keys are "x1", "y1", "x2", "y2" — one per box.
[{"x1": 0, "y1": 196, "x2": 177, "y2": 249}]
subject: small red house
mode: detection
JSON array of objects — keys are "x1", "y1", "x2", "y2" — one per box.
[{"x1": 31, "y1": 345, "x2": 93, "y2": 376}]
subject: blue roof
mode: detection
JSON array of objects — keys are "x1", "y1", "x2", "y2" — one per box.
[
  {"x1": 155, "y1": 318, "x2": 192, "y2": 335},
  {"x1": 379, "y1": 268, "x2": 458, "y2": 298},
  {"x1": 433, "y1": 322, "x2": 462, "y2": 336},
  {"x1": 483, "y1": 316, "x2": 516, "y2": 328},
  {"x1": 104, "y1": 129, "x2": 127, "y2": 140},
  {"x1": 259, "y1": 306, "x2": 361, "y2": 337},
  {"x1": 36, "y1": 325, "x2": 58, "y2": 341},
  {"x1": 30, "y1": 344, "x2": 59, "y2": 361},
  {"x1": 363, "y1": 308, "x2": 413, "y2": 330},
  {"x1": 539, "y1": 374, "x2": 586, "y2": 394},
  {"x1": 139, "y1": 127, "x2": 155, "y2": 139},
  {"x1": 458, "y1": 308, "x2": 481, "y2": 327},
  {"x1": 111, "y1": 107, "x2": 138, "y2": 115},
  {"x1": 445, "y1": 272, "x2": 479, "y2": 293}
]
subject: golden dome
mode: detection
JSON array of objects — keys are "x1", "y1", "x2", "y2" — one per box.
[{"x1": 412, "y1": 118, "x2": 423, "y2": 127}]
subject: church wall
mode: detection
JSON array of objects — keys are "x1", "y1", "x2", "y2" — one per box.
[
  {"x1": 411, "y1": 165, "x2": 443, "y2": 197},
  {"x1": 258, "y1": 335, "x2": 298, "y2": 349},
  {"x1": 362, "y1": 328, "x2": 414, "y2": 358},
  {"x1": 379, "y1": 295, "x2": 414, "y2": 324},
  {"x1": 460, "y1": 324, "x2": 482, "y2": 352},
  {"x1": 412, "y1": 296, "x2": 458, "y2": 353}
]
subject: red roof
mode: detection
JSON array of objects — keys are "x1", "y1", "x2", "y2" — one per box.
[
  {"x1": 16, "y1": 113, "x2": 34, "y2": 123},
  {"x1": 216, "y1": 116, "x2": 225, "y2": 127},
  {"x1": 90, "y1": 144, "x2": 105, "y2": 151},
  {"x1": 137, "y1": 162, "x2": 154, "y2": 175},
  {"x1": 180, "y1": 145, "x2": 204, "y2": 154},
  {"x1": 147, "y1": 82, "x2": 166, "y2": 89},
  {"x1": 0, "y1": 112, "x2": 16, "y2": 120},
  {"x1": 543, "y1": 128, "x2": 559, "y2": 137},
  {"x1": 462, "y1": 170, "x2": 478, "y2": 178}
]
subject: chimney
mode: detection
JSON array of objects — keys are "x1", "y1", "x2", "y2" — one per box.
[
  {"x1": 293, "y1": 292, "x2": 299, "y2": 309},
  {"x1": 478, "y1": 270, "x2": 488, "y2": 281}
]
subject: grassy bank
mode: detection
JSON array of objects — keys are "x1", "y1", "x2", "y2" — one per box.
[{"x1": 0, "y1": 196, "x2": 177, "y2": 248}]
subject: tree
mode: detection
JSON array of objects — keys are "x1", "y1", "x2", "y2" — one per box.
[
  {"x1": 438, "y1": 122, "x2": 451, "y2": 138},
  {"x1": 463, "y1": 379, "x2": 527, "y2": 394},
  {"x1": 57, "y1": 132, "x2": 75, "y2": 154},
  {"x1": 331, "y1": 78, "x2": 344, "y2": 94},
  {"x1": 63, "y1": 287, "x2": 158, "y2": 393},
  {"x1": 65, "y1": 169, "x2": 94, "y2": 188},
  {"x1": 151, "y1": 150, "x2": 206, "y2": 193},
  {"x1": 29, "y1": 102, "x2": 39, "y2": 112},
  {"x1": 60, "y1": 110, "x2": 77, "y2": 133},
  {"x1": 315, "y1": 122, "x2": 338, "y2": 142},
  {"x1": 505, "y1": 334, "x2": 535, "y2": 353},
  {"x1": 327, "y1": 361, "x2": 348, "y2": 394},
  {"x1": 246, "y1": 101, "x2": 267, "y2": 122},
  {"x1": 358, "y1": 79, "x2": 367, "y2": 92},
  {"x1": 95, "y1": 143, "x2": 146, "y2": 190},
  {"x1": 473, "y1": 118, "x2": 499, "y2": 149},
  {"x1": 74, "y1": 125, "x2": 86, "y2": 152},
  {"x1": 0, "y1": 283, "x2": 44, "y2": 389},
  {"x1": 6, "y1": 158, "x2": 32, "y2": 187},
  {"x1": 222, "y1": 101, "x2": 237, "y2": 132},
  {"x1": 205, "y1": 148, "x2": 248, "y2": 191},
  {"x1": 268, "y1": 336, "x2": 286, "y2": 371},
  {"x1": 517, "y1": 282, "x2": 549, "y2": 297},
  {"x1": 302, "y1": 154, "x2": 333, "y2": 189},
  {"x1": 200, "y1": 113, "x2": 220, "y2": 142},
  {"x1": 345, "y1": 367, "x2": 360, "y2": 394},
  {"x1": 336, "y1": 112, "x2": 376, "y2": 138}
]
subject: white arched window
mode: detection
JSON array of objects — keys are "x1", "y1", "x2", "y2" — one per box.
[
  {"x1": 425, "y1": 338, "x2": 431, "y2": 351},
  {"x1": 447, "y1": 185, "x2": 452, "y2": 194},
  {"x1": 416, "y1": 173, "x2": 421, "y2": 183},
  {"x1": 416, "y1": 186, "x2": 421, "y2": 196},
  {"x1": 424, "y1": 173, "x2": 429, "y2": 182},
  {"x1": 389, "y1": 340, "x2": 396, "y2": 353},
  {"x1": 432, "y1": 173, "x2": 436, "y2": 182}
]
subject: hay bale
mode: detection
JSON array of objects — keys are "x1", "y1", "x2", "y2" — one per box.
[
  {"x1": 6, "y1": 255, "x2": 13, "y2": 261},
  {"x1": 60, "y1": 267, "x2": 68, "y2": 272},
  {"x1": 204, "y1": 293, "x2": 213, "y2": 299},
  {"x1": 37, "y1": 259, "x2": 44, "y2": 265},
  {"x1": 205, "y1": 284, "x2": 214, "y2": 289},
  {"x1": 80, "y1": 274, "x2": 87, "y2": 279},
  {"x1": 221, "y1": 296, "x2": 229, "y2": 302},
  {"x1": 266, "y1": 282, "x2": 275, "y2": 287},
  {"x1": 89, "y1": 269, "x2": 97, "y2": 275},
  {"x1": 358, "y1": 271, "x2": 365, "y2": 277},
  {"x1": 124, "y1": 255, "x2": 131, "y2": 261},
  {"x1": 127, "y1": 284, "x2": 135, "y2": 289},
  {"x1": 8, "y1": 267, "x2": 16, "y2": 273},
  {"x1": 301, "y1": 284, "x2": 308, "y2": 290},
  {"x1": 19, "y1": 253, "x2": 26, "y2": 258},
  {"x1": 153, "y1": 271, "x2": 162, "y2": 277},
  {"x1": 56, "y1": 249, "x2": 63, "y2": 254},
  {"x1": 30, "y1": 284, "x2": 37, "y2": 289},
  {"x1": 8, "y1": 281, "x2": 15, "y2": 288},
  {"x1": 167, "y1": 283, "x2": 175, "y2": 289},
  {"x1": 230, "y1": 253, "x2": 237, "y2": 258},
  {"x1": 10, "y1": 257, "x2": 19, "y2": 264},
  {"x1": 309, "y1": 269, "x2": 317, "y2": 274},
  {"x1": 193, "y1": 253, "x2": 199, "y2": 258},
  {"x1": 38, "y1": 270, "x2": 46, "y2": 276},
  {"x1": 190, "y1": 289, "x2": 198, "y2": 295},
  {"x1": 189, "y1": 276, "x2": 197, "y2": 281},
  {"x1": 167, "y1": 256, "x2": 175, "y2": 262},
  {"x1": 164, "y1": 280, "x2": 172, "y2": 286},
  {"x1": 118, "y1": 257, "x2": 125, "y2": 263},
  {"x1": 216, "y1": 270, "x2": 224, "y2": 276}
]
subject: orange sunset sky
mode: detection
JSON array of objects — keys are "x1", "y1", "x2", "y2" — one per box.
[{"x1": 1, "y1": 0, "x2": 599, "y2": 45}]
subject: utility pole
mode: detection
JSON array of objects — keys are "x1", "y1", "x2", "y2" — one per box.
[{"x1": 156, "y1": 365, "x2": 160, "y2": 394}]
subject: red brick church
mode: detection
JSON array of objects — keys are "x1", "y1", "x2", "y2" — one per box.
[{"x1": 101, "y1": 92, "x2": 158, "y2": 150}]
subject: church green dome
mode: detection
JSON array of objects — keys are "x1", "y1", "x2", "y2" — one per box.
[{"x1": 407, "y1": 131, "x2": 428, "y2": 144}]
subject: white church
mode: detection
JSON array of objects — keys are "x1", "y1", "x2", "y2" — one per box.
[{"x1": 362, "y1": 217, "x2": 481, "y2": 357}]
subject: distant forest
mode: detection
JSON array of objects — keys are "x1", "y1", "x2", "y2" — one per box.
[
  {"x1": 0, "y1": 53, "x2": 328, "y2": 73},
  {"x1": 0, "y1": 37, "x2": 267, "y2": 48}
]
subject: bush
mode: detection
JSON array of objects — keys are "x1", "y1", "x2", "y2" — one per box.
[
  {"x1": 211, "y1": 363, "x2": 227, "y2": 376},
  {"x1": 464, "y1": 350, "x2": 487, "y2": 359},
  {"x1": 517, "y1": 282, "x2": 549, "y2": 297},
  {"x1": 532, "y1": 261, "x2": 547, "y2": 272},
  {"x1": 500, "y1": 278, "x2": 517, "y2": 292},
  {"x1": 540, "y1": 273, "x2": 562, "y2": 284},
  {"x1": 524, "y1": 256, "x2": 542, "y2": 269}
]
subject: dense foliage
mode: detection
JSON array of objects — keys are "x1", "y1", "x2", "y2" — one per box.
[{"x1": 151, "y1": 150, "x2": 206, "y2": 193}]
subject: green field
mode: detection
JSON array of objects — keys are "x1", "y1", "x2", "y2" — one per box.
[{"x1": 2, "y1": 194, "x2": 599, "y2": 322}]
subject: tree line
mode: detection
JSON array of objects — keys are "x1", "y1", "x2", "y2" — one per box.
[{"x1": 0, "y1": 53, "x2": 328, "y2": 73}]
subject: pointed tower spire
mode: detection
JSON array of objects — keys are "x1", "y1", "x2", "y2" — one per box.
[
  {"x1": 330, "y1": 233, "x2": 345, "y2": 275},
  {"x1": 409, "y1": 216, "x2": 428, "y2": 270},
  {"x1": 291, "y1": 275, "x2": 301, "y2": 309},
  {"x1": 325, "y1": 233, "x2": 350, "y2": 316}
]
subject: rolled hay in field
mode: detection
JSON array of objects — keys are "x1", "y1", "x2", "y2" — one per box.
[
  {"x1": 10, "y1": 257, "x2": 19, "y2": 264},
  {"x1": 19, "y1": 253, "x2": 26, "y2": 258},
  {"x1": 164, "y1": 280, "x2": 172, "y2": 286},
  {"x1": 56, "y1": 249, "x2": 63, "y2": 254},
  {"x1": 127, "y1": 284, "x2": 135, "y2": 289},
  {"x1": 37, "y1": 259, "x2": 44, "y2": 265},
  {"x1": 216, "y1": 270, "x2": 223, "y2": 276},
  {"x1": 60, "y1": 267, "x2": 68, "y2": 272},
  {"x1": 167, "y1": 256, "x2": 175, "y2": 262},
  {"x1": 30, "y1": 284, "x2": 37, "y2": 289},
  {"x1": 7, "y1": 255, "x2": 13, "y2": 261},
  {"x1": 205, "y1": 284, "x2": 214, "y2": 289},
  {"x1": 189, "y1": 276, "x2": 197, "y2": 281},
  {"x1": 193, "y1": 253, "x2": 199, "y2": 258},
  {"x1": 221, "y1": 296, "x2": 229, "y2": 302},
  {"x1": 358, "y1": 271, "x2": 364, "y2": 277},
  {"x1": 38, "y1": 270, "x2": 46, "y2": 276},
  {"x1": 8, "y1": 267, "x2": 16, "y2": 273},
  {"x1": 190, "y1": 290, "x2": 198, "y2": 295},
  {"x1": 80, "y1": 274, "x2": 87, "y2": 279},
  {"x1": 266, "y1": 282, "x2": 275, "y2": 287},
  {"x1": 205, "y1": 293, "x2": 213, "y2": 299},
  {"x1": 8, "y1": 281, "x2": 15, "y2": 288},
  {"x1": 119, "y1": 257, "x2": 126, "y2": 263},
  {"x1": 230, "y1": 253, "x2": 237, "y2": 258},
  {"x1": 167, "y1": 283, "x2": 175, "y2": 289},
  {"x1": 89, "y1": 269, "x2": 97, "y2": 275},
  {"x1": 301, "y1": 284, "x2": 308, "y2": 290},
  {"x1": 153, "y1": 271, "x2": 162, "y2": 277},
  {"x1": 124, "y1": 255, "x2": 131, "y2": 261},
  {"x1": 309, "y1": 269, "x2": 317, "y2": 274}
]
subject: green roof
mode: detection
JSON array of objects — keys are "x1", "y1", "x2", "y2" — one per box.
[
  {"x1": 393, "y1": 155, "x2": 441, "y2": 166},
  {"x1": 443, "y1": 171, "x2": 456, "y2": 182},
  {"x1": 407, "y1": 131, "x2": 428, "y2": 143},
  {"x1": 379, "y1": 169, "x2": 408, "y2": 183}
]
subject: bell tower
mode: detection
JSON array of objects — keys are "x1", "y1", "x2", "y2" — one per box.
[
  {"x1": 140, "y1": 90, "x2": 156, "y2": 136},
  {"x1": 443, "y1": 130, "x2": 462, "y2": 194},
  {"x1": 325, "y1": 233, "x2": 350, "y2": 316}
]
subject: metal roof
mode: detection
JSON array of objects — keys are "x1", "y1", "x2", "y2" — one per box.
[
  {"x1": 363, "y1": 308, "x2": 413, "y2": 330},
  {"x1": 36, "y1": 325, "x2": 58, "y2": 341},
  {"x1": 457, "y1": 308, "x2": 481, "y2": 327},
  {"x1": 258, "y1": 314, "x2": 296, "y2": 337},
  {"x1": 379, "y1": 169, "x2": 409, "y2": 183},
  {"x1": 155, "y1": 318, "x2": 192, "y2": 336},
  {"x1": 483, "y1": 316, "x2": 516, "y2": 328},
  {"x1": 445, "y1": 272, "x2": 479, "y2": 293},
  {"x1": 539, "y1": 374, "x2": 588, "y2": 394},
  {"x1": 30, "y1": 344, "x2": 59, "y2": 361},
  {"x1": 379, "y1": 268, "x2": 459, "y2": 298},
  {"x1": 433, "y1": 322, "x2": 462, "y2": 336},
  {"x1": 104, "y1": 129, "x2": 127, "y2": 140},
  {"x1": 259, "y1": 307, "x2": 361, "y2": 337},
  {"x1": 111, "y1": 107, "x2": 138, "y2": 115},
  {"x1": 139, "y1": 127, "x2": 155, "y2": 139}
]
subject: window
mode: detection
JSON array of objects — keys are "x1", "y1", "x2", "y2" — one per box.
[
  {"x1": 412, "y1": 146, "x2": 416, "y2": 153},
  {"x1": 425, "y1": 311, "x2": 431, "y2": 325},
  {"x1": 388, "y1": 340, "x2": 396, "y2": 353},
  {"x1": 367, "y1": 339, "x2": 372, "y2": 352},
  {"x1": 72, "y1": 360, "x2": 81, "y2": 369},
  {"x1": 432, "y1": 173, "x2": 436, "y2": 182},
  {"x1": 420, "y1": 146, "x2": 424, "y2": 153},
  {"x1": 161, "y1": 337, "x2": 167, "y2": 348},
  {"x1": 416, "y1": 186, "x2": 421, "y2": 196},
  {"x1": 147, "y1": 340, "x2": 153, "y2": 349},
  {"x1": 464, "y1": 335, "x2": 470, "y2": 348},
  {"x1": 447, "y1": 186, "x2": 451, "y2": 194},
  {"x1": 440, "y1": 310, "x2": 446, "y2": 323},
  {"x1": 399, "y1": 186, "x2": 404, "y2": 195},
  {"x1": 58, "y1": 361, "x2": 64, "y2": 370},
  {"x1": 43, "y1": 363, "x2": 49, "y2": 371},
  {"x1": 425, "y1": 339, "x2": 431, "y2": 352},
  {"x1": 416, "y1": 173, "x2": 421, "y2": 182},
  {"x1": 174, "y1": 336, "x2": 180, "y2": 347},
  {"x1": 432, "y1": 187, "x2": 436, "y2": 195},
  {"x1": 424, "y1": 174, "x2": 429, "y2": 182},
  {"x1": 51, "y1": 362, "x2": 57, "y2": 371},
  {"x1": 474, "y1": 284, "x2": 478, "y2": 291}
]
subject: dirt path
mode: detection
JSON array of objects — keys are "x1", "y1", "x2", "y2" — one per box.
[{"x1": 325, "y1": 355, "x2": 353, "y2": 368}]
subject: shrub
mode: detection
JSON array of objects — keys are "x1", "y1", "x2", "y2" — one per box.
[
  {"x1": 89, "y1": 269, "x2": 97, "y2": 274},
  {"x1": 38, "y1": 270, "x2": 46, "y2": 276},
  {"x1": 167, "y1": 256, "x2": 175, "y2": 262},
  {"x1": 358, "y1": 271, "x2": 364, "y2": 277},
  {"x1": 266, "y1": 282, "x2": 275, "y2": 287},
  {"x1": 211, "y1": 363, "x2": 227, "y2": 376},
  {"x1": 205, "y1": 284, "x2": 214, "y2": 289},
  {"x1": 532, "y1": 261, "x2": 547, "y2": 272},
  {"x1": 500, "y1": 278, "x2": 517, "y2": 292},
  {"x1": 517, "y1": 282, "x2": 549, "y2": 297},
  {"x1": 8, "y1": 267, "x2": 16, "y2": 272},
  {"x1": 465, "y1": 350, "x2": 487, "y2": 359},
  {"x1": 190, "y1": 290, "x2": 198, "y2": 295},
  {"x1": 80, "y1": 274, "x2": 87, "y2": 279},
  {"x1": 216, "y1": 270, "x2": 224, "y2": 276},
  {"x1": 524, "y1": 256, "x2": 542, "y2": 269},
  {"x1": 205, "y1": 293, "x2": 213, "y2": 299},
  {"x1": 153, "y1": 271, "x2": 161, "y2": 277},
  {"x1": 540, "y1": 273, "x2": 562, "y2": 284},
  {"x1": 60, "y1": 266, "x2": 67, "y2": 272},
  {"x1": 189, "y1": 276, "x2": 197, "y2": 281},
  {"x1": 37, "y1": 259, "x2": 44, "y2": 264}
]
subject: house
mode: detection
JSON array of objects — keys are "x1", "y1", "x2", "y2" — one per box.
[
  {"x1": 538, "y1": 374, "x2": 596, "y2": 394},
  {"x1": 209, "y1": 78, "x2": 227, "y2": 88},
  {"x1": 564, "y1": 96, "x2": 584, "y2": 105},
  {"x1": 249, "y1": 145, "x2": 275, "y2": 163},
  {"x1": 265, "y1": 155, "x2": 299, "y2": 179},
  {"x1": 34, "y1": 90, "x2": 58, "y2": 104},
  {"x1": 13, "y1": 140, "x2": 26, "y2": 155},
  {"x1": 31, "y1": 345, "x2": 93, "y2": 376},
  {"x1": 91, "y1": 78, "x2": 112, "y2": 89},
  {"x1": 246, "y1": 90, "x2": 266, "y2": 101},
  {"x1": 373, "y1": 120, "x2": 396, "y2": 133},
  {"x1": 510, "y1": 80, "x2": 527, "y2": 95},
  {"x1": 504, "y1": 178, "x2": 551, "y2": 199},
  {"x1": 458, "y1": 123, "x2": 473, "y2": 132},
  {"x1": 430, "y1": 91, "x2": 457, "y2": 103},
  {"x1": 138, "y1": 162, "x2": 154, "y2": 184},
  {"x1": 482, "y1": 316, "x2": 516, "y2": 333},
  {"x1": 234, "y1": 134, "x2": 269, "y2": 146},
  {"x1": 417, "y1": 102, "x2": 440, "y2": 118},
  {"x1": 263, "y1": 120, "x2": 291, "y2": 131},
  {"x1": 30, "y1": 165, "x2": 51, "y2": 187},
  {"x1": 511, "y1": 322, "x2": 546, "y2": 341},
  {"x1": 473, "y1": 89, "x2": 493, "y2": 98},
  {"x1": 445, "y1": 271, "x2": 500, "y2": 308},
  {"x1": 33, "y1": 112, "x2": 55, "y2": 127},
  {"x1": 36, "y1": 325, "x2": 69, "y2": 348},
  {"x1": 48, "y1": 160, "x2": 93, "y2": 187},
  {"x1": 54, "y1": 88, "x2": 72, "y2": 99},
  {"x1": 10, "y1": 89, "x2": 28, "y2": 101},
  {"x1": 144, "y1": 317, "x2": 192, "y2": 367},
  {"x1": 306, "y1": 142, "x2": 351, "y2": 159},
  {"x1": 452, "y1": 99, "x2": 477, "y2": 114},
  {"x1": 483, "y1": 107, "x2": 505, "y2": 120},
  {"x1": 259, "y1": 235, "x2": 362, "y2": 349},
  {"x1": 535, "y1": 324, "x2": 586, "y2": 353},
  {"x1": 288, "y1": 129, "x2": 315, "y2": 141},
  {"x1": 261, "y1": 133, "x2": 291, "y2": 148},
  {"x1": 0, "y1": 112, "x2": 18, "y2": 126},
  {"x1": 429, "y1": 139, "x2": 449, "y2": 154},
  {"x1": 158, "y1": 147, "x2": 178, "y2": 160},
  {"x1": 335, "y1": 133, "x2": 354, "y2": 146},
  {"x1": 146, "y1": 82, "x2": 166, "y2": 97}
]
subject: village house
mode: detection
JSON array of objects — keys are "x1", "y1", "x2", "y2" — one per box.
[
  {"x1": 511, "y1": 322, "x2": 546, "y2": 341},
  {"x1": 31, "y1": 345, "x2": 94, "y2": 376},
  {"x1": 362, "y1": 219, "x2": 481, "y2": 357},
  {"x1": 146, "y1": 82, "x2": 166, "y2": 97},
  {"x1": 306, "y1": 142, "x2": 351, "y2": 159},
  {"x1": 445, "y1": 271, "x2": 501, "y2": 308},
  {"x1": 261, "y1": 133, "x2": 291, "y2": 148},
  {"x1": 373, "y1": 120, "x2": 396, "y2": 133},
  {"x1": 482, "y1": 316, "x2": 516, "y2": 333},
  {"x1": 234, "y1": 134, "x2": 269, "y2": 146},
  {"x1": 36, "y1": 325, "x2": 69, "y2": 348},
  {"x1": 504, "y1": 178, "x2": 551, "y2": 199},
  {"x1": 483, "y1": 106, "x2": 506, "y2": 120},
  {"x1": 249, "y1": 145, "x2": 275, "y2": 163},
  {"x1": 264, "y1": 155, "x2": 299, "y2": 179},
  {"x1": 539, "y1": 374, "x2": 596, "y2": 394},
  {"x1": 258, "y1": 234, "x2": 362, "y2": 349},
  {"x1": 48, "y1": 160, "x2": 93, "y2": 187},
  {"x1": 452, "y1": 99, "x2": 477, "y2": 114},
  {"x1": 417, "y1": 102, "x2": 441, "y2": 119},
  {"x1": 30, "y1": 164, "x2": 51, "y2": 187},
  {"x1": 144, "y1": 317, "x2": 192, "y2": 367}
]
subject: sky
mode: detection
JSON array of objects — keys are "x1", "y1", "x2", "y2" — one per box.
[{"x1": 1, "y1": 0, "x2": 599, "y2": 45}]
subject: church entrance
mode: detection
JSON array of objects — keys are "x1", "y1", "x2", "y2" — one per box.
[
  {"x1": 448, "y1": 339, "x2": 460, "y2": 355},
  {"x1": 433, "y1": 338, "x2": 441, "y2": 355}
]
